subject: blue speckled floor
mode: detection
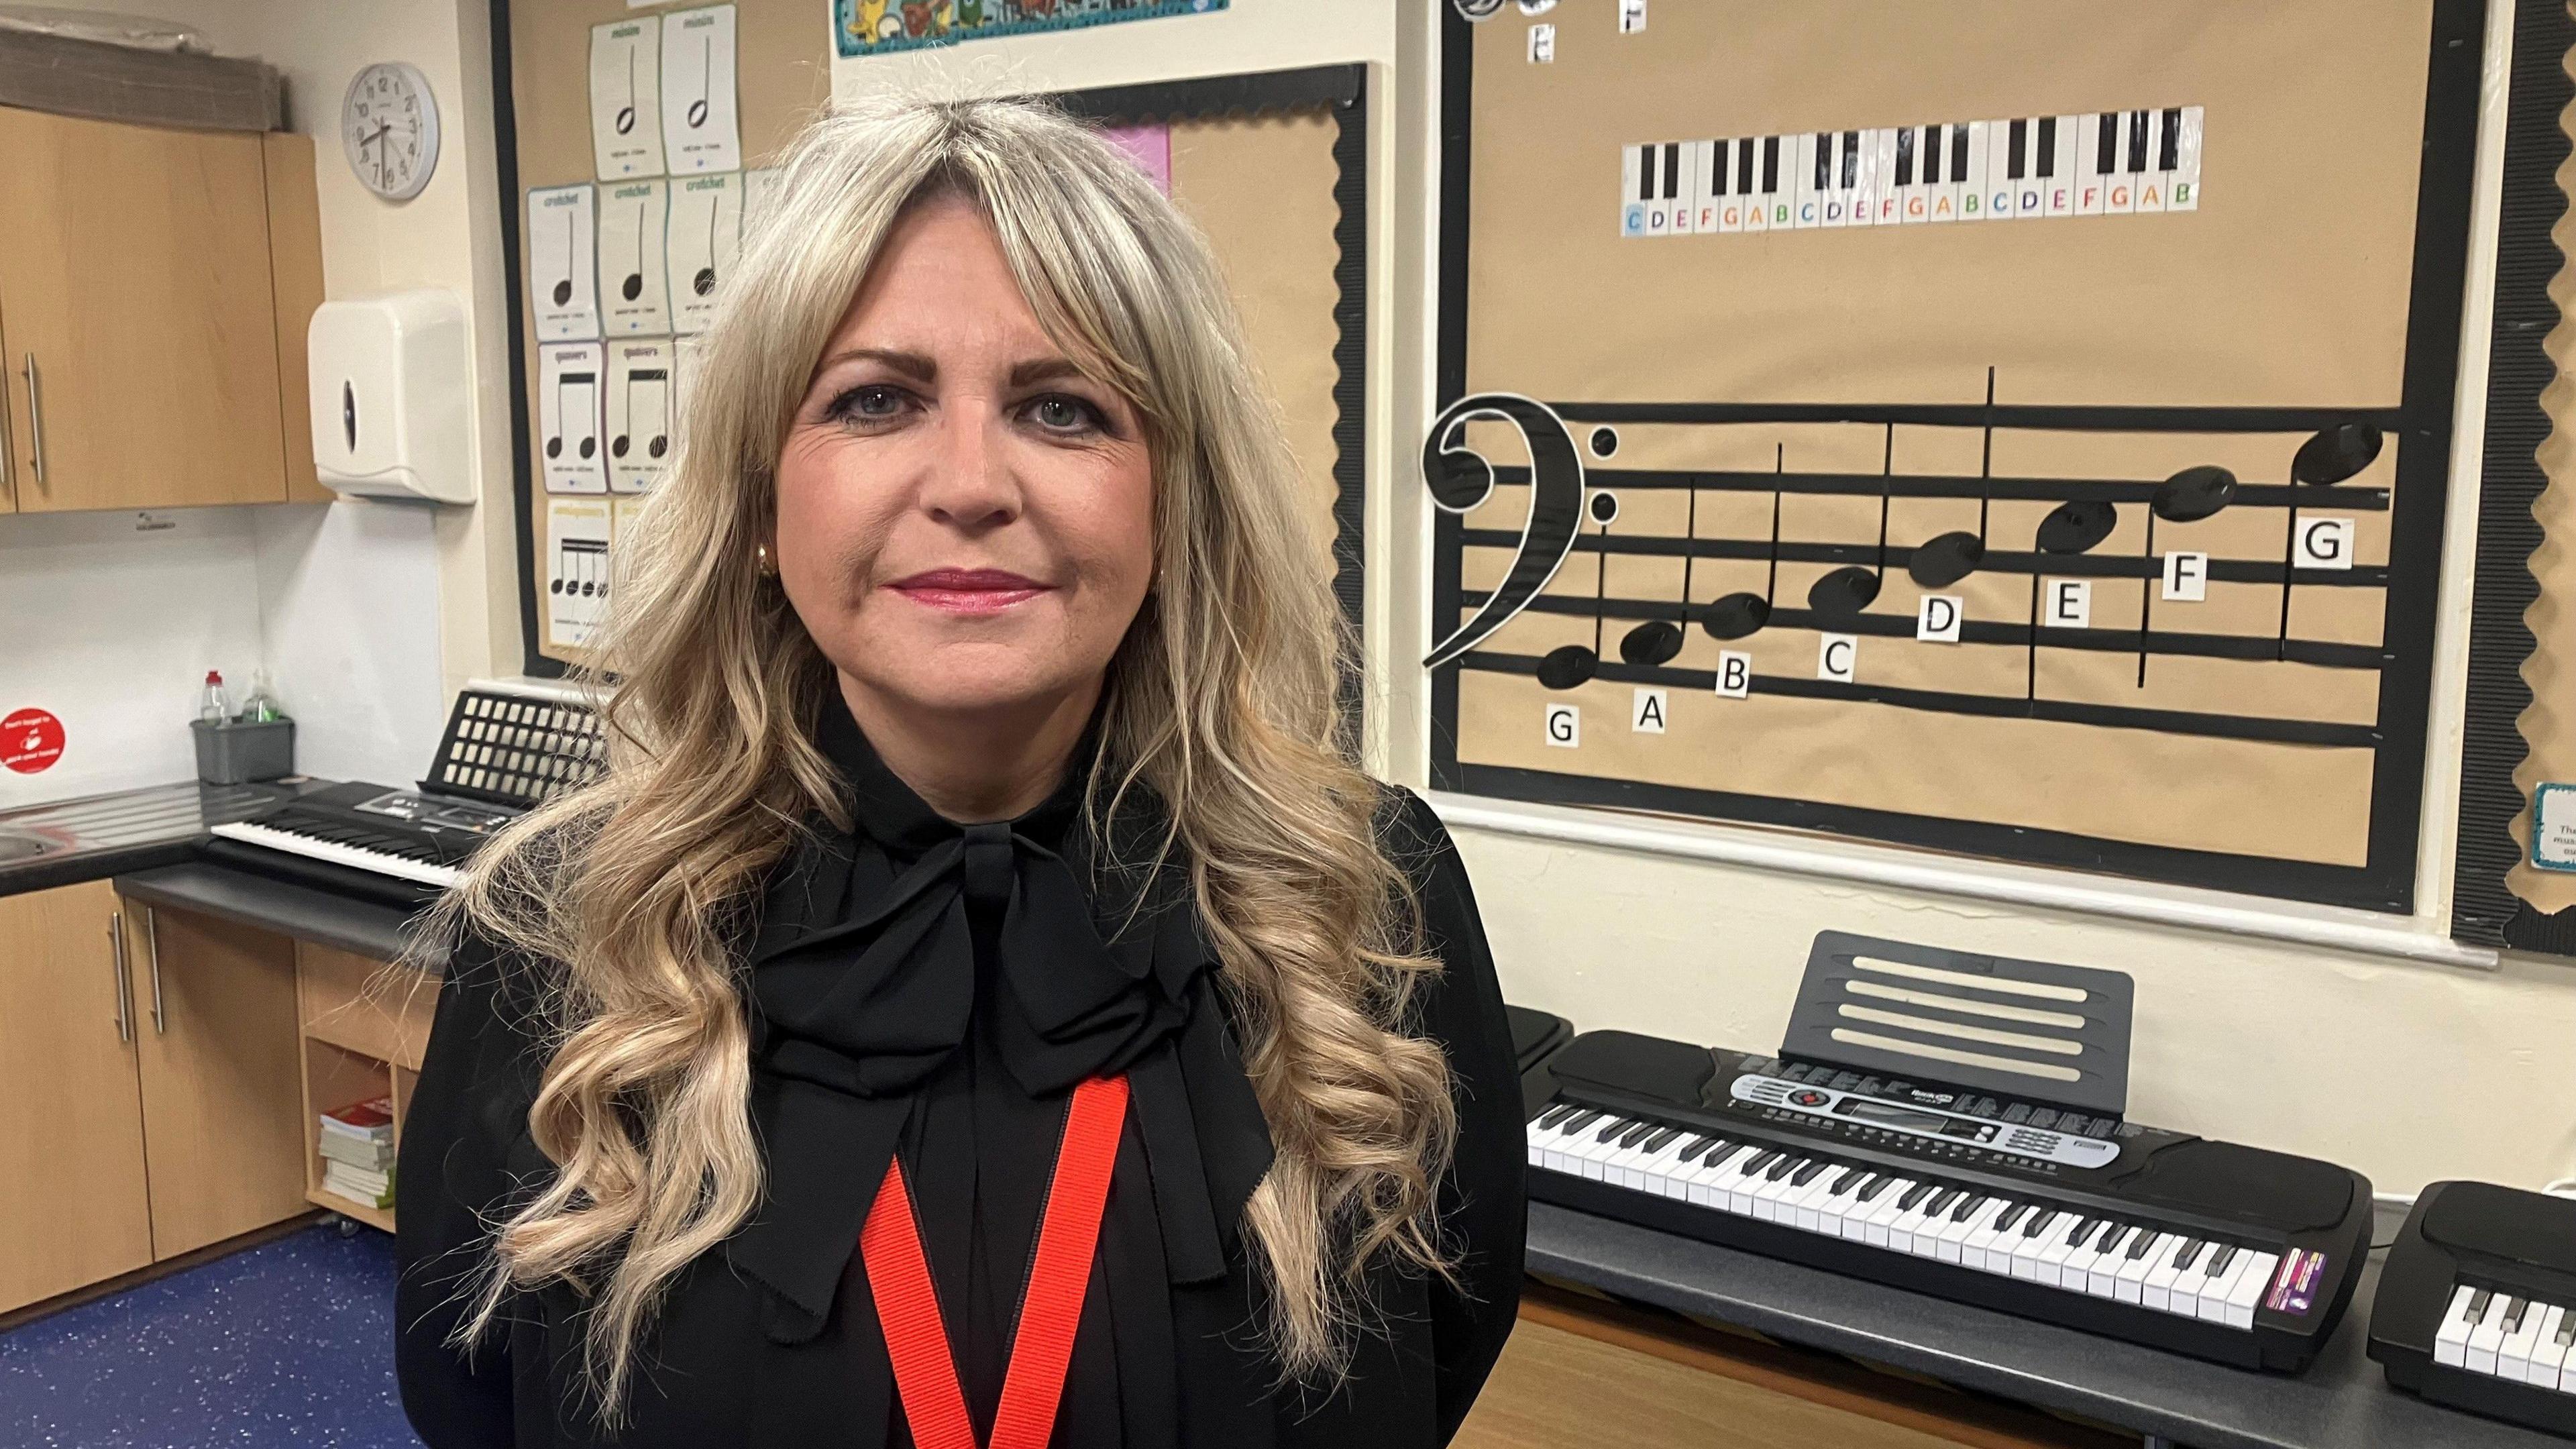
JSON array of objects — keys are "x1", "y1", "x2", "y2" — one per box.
[{"x1": 0, "y1": 1223, "x2": 423, "y2": 1448}]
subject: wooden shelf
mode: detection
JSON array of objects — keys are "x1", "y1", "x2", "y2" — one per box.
[{"x1": 305, "y1": 1188, "x2": 394, "y2": 1236}]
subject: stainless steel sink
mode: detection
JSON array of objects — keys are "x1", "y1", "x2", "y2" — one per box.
[{"x1": 0, "y1": 831, "x2": 60, "y2": 863}]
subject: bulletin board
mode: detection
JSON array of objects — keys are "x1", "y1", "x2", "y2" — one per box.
[
  {"x1": 2453, "y1": 0, "x2": 2576, "y2": 954},
  {"x1": 489, "y1": 0, "x2": 1368, "y2": 692},
  {"x1": 1428, "y1": 0, "x2": 2484, "y2": 912}
]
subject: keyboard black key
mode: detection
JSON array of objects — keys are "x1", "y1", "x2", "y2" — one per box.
[
  {"x1": 2556, "y1": 1311, "x2": 2576, "y2": 1347},
  {"x1": 2159, "y1": 107, "x2": 2182, "y2": 170},
  {"x1": 1618, "y1": 1121, "x2": 1657, "y2": 1148},
  {"x1": 1661, "y1": 142, "x2": 1681, "y2": 201},
  {"x1": 1761, "y1": 136, "x2": 1780, "y2": 193},
  {"x1": 2176, "y1": 1240, "x2": 2209, "y2": 1271},
  {"x1": 1894, "y1": 125, "x2": 1915, "y2": 186},
  {"x1": 1678, "y1": 1134, "x2": 1714, "y2": 1160},
  {"x1": 1898, "y1": 1183, "x2": 1935, "y2": 1212},
  {"x1": 1995, "y1": 1203, "x2": 2033, "y2": 1234},
  {"x1": 2036, "y1": 115, "x2": 2057, "y2": 177},
  {"x1": 1930, "y1": 1189, "x2": 1965, "y2": 1218},
  {"x1": 1593, "y1": 1117, "x2": 1631, "y2": 1143},
  {"x1": 1790, "y1": 1160, "x2": 1827, "y2": 1187},
  {"x1": 2103, "y1": 1225, "x2": 2137, "y2": 1255},
  {"x1": 1923, "y1": 124, "x2": 1942, "y2": 182},
  {"x1": 2095, "y1": 111, "x2": 2117, "y2": 174},
  {"x1": 2502, "y1": 1297, "x2": 2528, "y2": 1334},
  {"x1": 2210, "y1": 1244, "x2": 2239, "y2": 1276},
  {"x1": 2023, "y1": 1210, "x2": 2059, "y2": 1240},
  {"x1": 1694, "y1": 1137, "x2": 1734, "y2": 1166},
  {"x1": 2466, "y1": 1287, "x2": 2491, "y2": 1318},
  {"x1": 1736, "y1": 136, "x2": 1754, "y2": 195},
  {"x1": 1538, "y1": 1104, "x2": 1577, "y2": 1130},
  {"x1": 1813, "y1": 132, "x2": 1831, "y2": 191},
  {"x1": 1640, "y1": 1128, "x2": 1679, "y2": 1155},
  {"x1": 1840, "y1": 129, "x2": 1858, "y2": 188},
  {"x1": 1745, "y1": 1150, "x2": 1782, "y2": 1177},
  {"x1": 1711, "y1": 140, "x2": 1729, "y2": 197},
  {"x1": 1764, "y1": 1154, "x2": 1803, "y2": 1183},
  {"x1": 1857, "y1": 1175, "x2": 1894, "y2": 1205},
  {"x1": 2007, "y1": 117, "x2": 2027, "y2": 180},
  {"x1": 1949, "y1": 123, "x2": 1970, "y2": 184},
  {"x1": 1829, "y1": 1167, "x2": 1862, "y2": 1195},
  {"x1": 1951, "y1": 1193, "x2": 1986, "y2": 1223},
  {"x1": 2126, "y1": 1230, "x2": 2159, "y2": 1261},
  {"x1": 1562, "y1": 1110, "x2": 1600, "y2": 1135},
  {"x1": 2126, "y1": 110, "x2": 2149, "y2": 172}
]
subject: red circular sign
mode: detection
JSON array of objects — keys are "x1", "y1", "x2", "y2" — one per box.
[{"x1": 2, "y1": 708, "x2": 65, "y2": 774}]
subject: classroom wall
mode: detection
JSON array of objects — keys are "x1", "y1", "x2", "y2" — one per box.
[
  {"x1": 828, "y1": 0, "x2": 2576, "y2": 1196},
  {"x1": 136, "y1": 0, "x2": 523, "y2": 702}
]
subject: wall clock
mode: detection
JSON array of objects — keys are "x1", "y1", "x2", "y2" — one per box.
[{"x1": 342, "y1": 61, "x2": 441, "y2": 202}]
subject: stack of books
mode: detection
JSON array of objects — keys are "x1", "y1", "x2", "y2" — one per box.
[{"x1": 318, "y1": 1095, "x2": 396, "y2": 1212}]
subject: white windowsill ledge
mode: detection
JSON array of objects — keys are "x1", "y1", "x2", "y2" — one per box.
[{"x1": 1426, "y1": 792, "x2": 2503, "y2": 973}]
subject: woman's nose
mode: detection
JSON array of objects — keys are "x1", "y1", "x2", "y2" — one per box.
[{"x1": 917, "y1": 400, "x2": 1022, "y2": 529}]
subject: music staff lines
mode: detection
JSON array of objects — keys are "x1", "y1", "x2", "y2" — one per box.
[
  {"x1": 1455, "y1": 528, "x2": 2390, "y2": 589},
  {"x1": 1459, "y1": 650, "x2": 2378, "y2": 750},
  {"x1": 1540, "y1": 400, "x2": 2406, "y2": 433},
  {"x1": 1487, "y1": 466, "x2": 2389, "y2": 512},
  {"x1": 1462, "y1": 589, "x2": 2383, "y2": 670}
]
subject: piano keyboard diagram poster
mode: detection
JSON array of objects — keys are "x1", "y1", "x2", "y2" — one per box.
[{"x1": 1430, "y1": 0, "x2": 2481, "y2": 910}]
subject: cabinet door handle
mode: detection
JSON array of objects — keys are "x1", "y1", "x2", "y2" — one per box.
[
  {"x1": 107, "y1": 912, "x2": 131, "y2": 1044},
  {"x1": 146, "y1": 905, "x2": 166, "y2": 1035},
  {"x1": 21, "y1": 352, "x2": 45, "y2": 490}
]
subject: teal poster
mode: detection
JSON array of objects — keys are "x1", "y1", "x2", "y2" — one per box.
[{"x1": 836, "y1": 0, "x2": 1228, "y2": 58}]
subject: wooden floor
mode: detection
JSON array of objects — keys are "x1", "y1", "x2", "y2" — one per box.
[{"x1": 1455, "y1": 1283, "x2": 2140, "y2": 1449}]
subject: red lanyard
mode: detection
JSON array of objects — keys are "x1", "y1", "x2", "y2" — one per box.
[{"x1": 860, "y1": 1074, "x2": 1130, "y2": 1449}]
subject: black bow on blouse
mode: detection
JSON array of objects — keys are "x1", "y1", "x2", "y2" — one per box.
[{"x1": 722, "y1": 690, "x2": 1275, "y2": 1344}]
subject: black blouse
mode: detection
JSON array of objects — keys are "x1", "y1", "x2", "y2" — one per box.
[{"x1": 394, "y1": 692, "x2": 1527, "y2": 1448}]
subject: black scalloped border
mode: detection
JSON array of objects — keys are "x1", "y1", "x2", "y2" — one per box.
[{"x1": 2453, "y1": 0, "x2": 2576, "y2": 951}]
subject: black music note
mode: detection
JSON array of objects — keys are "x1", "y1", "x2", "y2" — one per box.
[
  {"x1": 1540, "y1": 492, "x2": 1621, "y2": 690},
  {"x1": 1619, "y1": 484, "x2": 1686, "y2": 666},
  {"x1": 551, "y1": 214, "x2": 576, "y2": 307},
  {"x1": 2277, "y1": 423, "x2": 2382, "y2": 659},
  {"x1": 1909, "y1": 367, "x2": 1995, "y2": 589},
  {"x1": 686, "y1": 40, "x2": 712, "y2": 129},
  {"x1": 611, "y1": 368, "x2": 669, "y2": 461},
  {"x1": 1809, "y1": 424, "x2": 1892, "y2": 620},
  {"x1": 2135, "y1": 464, "x2": 2236, "y2": 684},
  {"x1": 615, "y1": 47, "x2": 638, "y2": 136},
  {"x1": 622, "y1": 200, "x2": 649, "y2": 302},
  {"x1": 693, "y1": 193, "x2": 722, "y2": 296},
  {"x1": 1421, "y1": 394, "x2": 1587, "y2": 669},
  {"x1": 546, "y1": 370, "x2": 598, "y2": 462},
  {"x1": 2025, "y1": 496, "x2": 2115, "y2": 704},
  {"x1": 1700, "y1": 445, "x2": 1780, "y2": 641}
]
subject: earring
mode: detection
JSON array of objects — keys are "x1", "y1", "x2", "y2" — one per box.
[{"x1": 755, "y1": 543, "x2": 778, "y2": 578}]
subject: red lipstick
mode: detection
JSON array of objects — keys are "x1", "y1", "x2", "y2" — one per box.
[{"x1": 886, "y1": 567, "x2": 1052, "y2": 615}]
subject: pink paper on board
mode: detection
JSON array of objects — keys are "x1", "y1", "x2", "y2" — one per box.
[{"x1": 1099, "y1": 124, "x2": 1171, "y2": 196}]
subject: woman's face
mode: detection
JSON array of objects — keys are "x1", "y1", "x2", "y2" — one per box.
[{"x1": 774, "y1": 195, "x2": 1154, "y2": 726}]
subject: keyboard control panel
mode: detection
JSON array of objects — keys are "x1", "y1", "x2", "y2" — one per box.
[{"x1": 1731, "y1": 1071, "x2": 2122, "y2": 1170}]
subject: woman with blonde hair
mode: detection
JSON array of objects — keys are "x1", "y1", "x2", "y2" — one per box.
[{"x1": 395, "y1": 95, "x2": 1523, "y2": 1448}]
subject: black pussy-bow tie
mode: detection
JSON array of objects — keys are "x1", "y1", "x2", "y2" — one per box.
[
  {"x1": 745, "y1": 812, "x2": 1212, "y2": 1100},
  {"x1": 720, "y1": 692, "x2": 1273, "y2": 1341}
]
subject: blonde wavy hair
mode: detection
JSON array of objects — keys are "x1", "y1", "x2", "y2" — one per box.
[{"x1": 418, "y1": 95, "x2": 1456, "y2": 1421}]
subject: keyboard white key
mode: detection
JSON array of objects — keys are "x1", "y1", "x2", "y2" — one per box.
[
  {"x1": 210, "y1": 820, "x2": 464, "y2": 889},
  {"x1": 2467, "y1": 1293, "x2": 2512, "y2": 1376},
  {"x1": 2195, "y1": 1248, "x2": 2251, "y2": 1324},
  {"x1": 2528, "y1": 1304, "x2": 2572, "y2": 1389},
  {"x1": 2037, "y1": 1217, "x2": 2088, "y2": 1287},
  {"x1": 2116, "y1": 1232, "x2": 2172, "y2": 1304},
  {"x1": 2143, "y1": 1236, "x2": 2190, "y2": 1311},
  {"x1": 2435, "y1": 1285, "x2": 2481, "y2": 1368},
  {"x1": 2223, "y1": 1251, "x2": 2278, "y2": 1330},
  {"x1": 2500, "y1": 1296, "x2": 2548, "y2": 1383}
]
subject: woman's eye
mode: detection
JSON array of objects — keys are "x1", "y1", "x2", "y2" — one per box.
[
  {"x1": 1026, "y1": 394, "x2": 1102, "y2": 433},
  {"x1": 827, "y1": 384, "x2": 910, "y2": 423}
]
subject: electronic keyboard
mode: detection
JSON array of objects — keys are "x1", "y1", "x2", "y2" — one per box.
[
  {"x1": 1525, "y1": 1029, "x2": 2371, "y2": 1373},
  {"x1": 2369, "y1": 1181, "x2": 2576, "y2": 1437},
  {"x1": 200, "y1": 684, "x2": 602, "y2": 910}
]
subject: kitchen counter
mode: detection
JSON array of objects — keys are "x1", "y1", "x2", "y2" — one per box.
[
  {"x1": 113, "y1": 860, "x2": 435, "y2": 970},
  {"x1": 0, "y1": 780, "x2": 288, "y2": 896}
]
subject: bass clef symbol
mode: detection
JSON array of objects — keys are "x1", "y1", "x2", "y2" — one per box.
[{"x1": 1421, "y1": 393, "x2": 1589, "y2": 671}]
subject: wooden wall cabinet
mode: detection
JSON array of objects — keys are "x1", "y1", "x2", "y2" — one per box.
[
  {"x1": 0, "y1": 107, "x2": 326, "y2": 513},
  {"x1": 0, "y1": 881, "x2": 311, "y2": 1316}
]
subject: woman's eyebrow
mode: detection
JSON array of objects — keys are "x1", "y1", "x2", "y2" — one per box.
[
  {"x1": 817, "y1": 346, "x2": 936, "y2": 382},
  {"x1": 1008, "y1": 356, "x2": 1085, "y2": 388}
]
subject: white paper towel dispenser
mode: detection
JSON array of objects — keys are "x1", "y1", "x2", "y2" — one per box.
[{"x1": 308, "y1": 289, "x2": 472, "y2": 504}]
